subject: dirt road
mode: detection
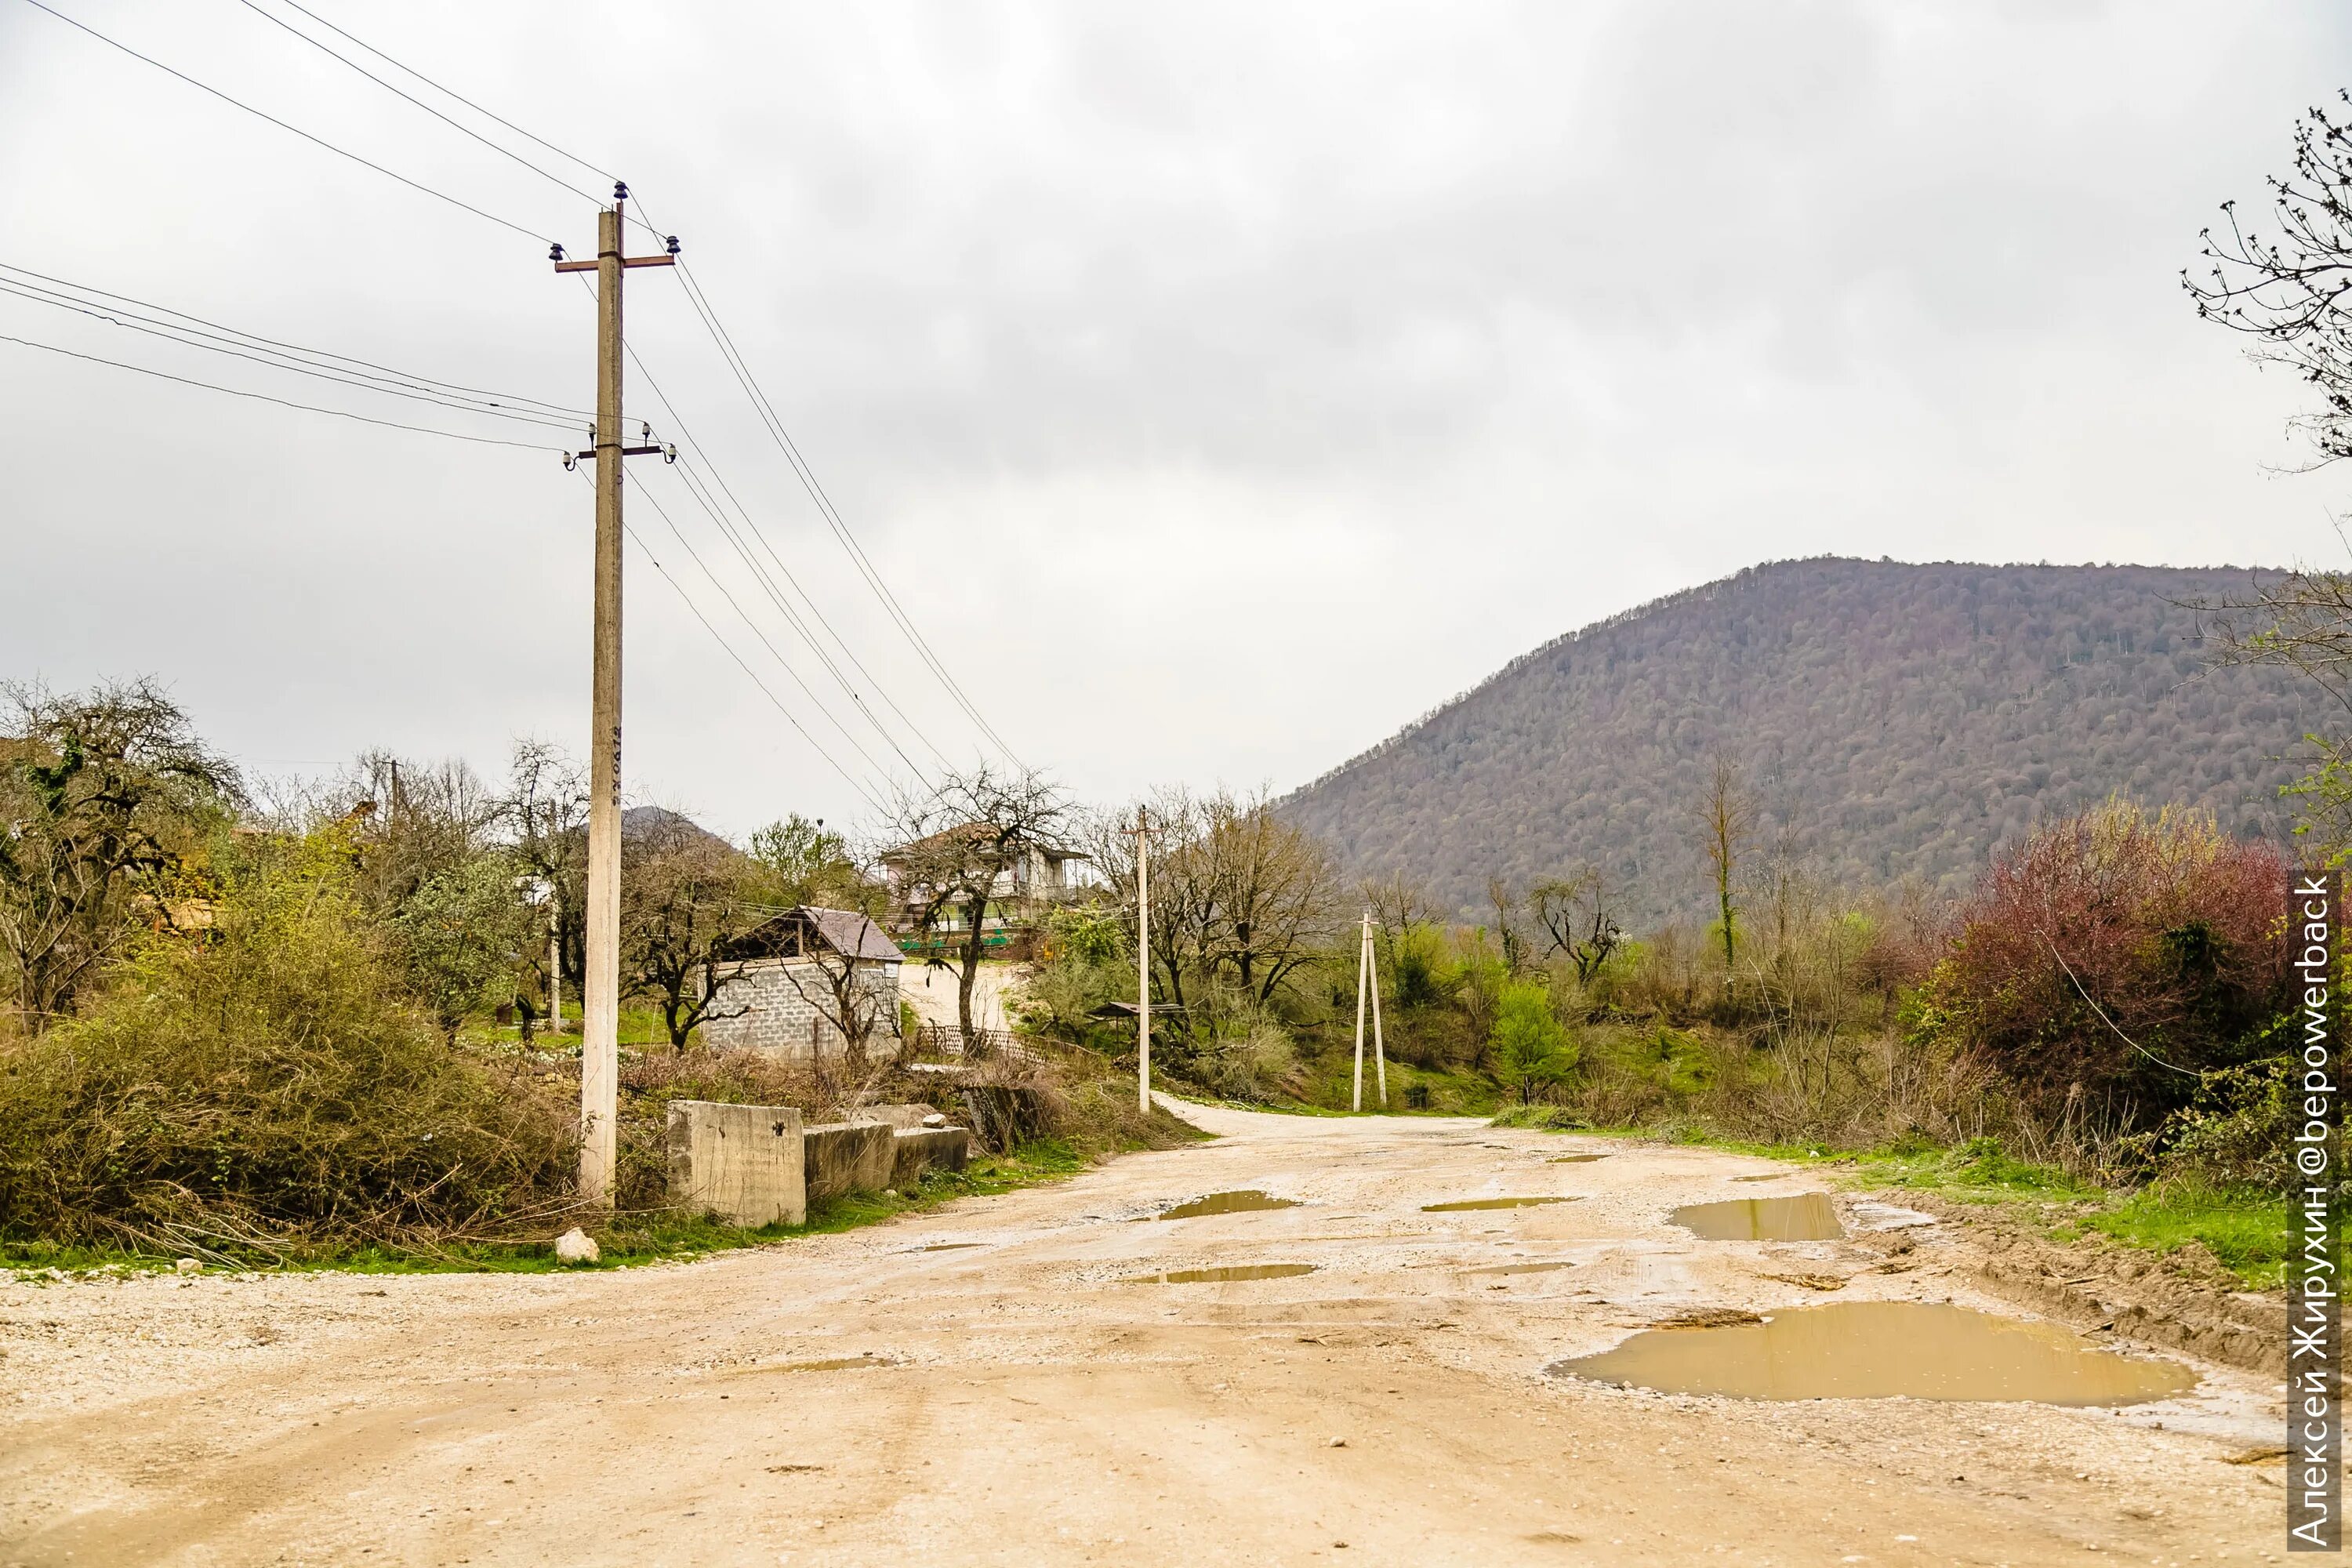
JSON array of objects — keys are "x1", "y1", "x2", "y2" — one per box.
[{"x1": 0, "y1": 1102, "x2": 2282, "y2": 1566}]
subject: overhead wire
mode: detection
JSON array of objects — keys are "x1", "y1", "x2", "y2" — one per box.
[
  {"x1": 0, "y1": 262, "x2": 591, "y2": 419},
  {"x1": 227, "y1": 0, "x2": 609, "y2": 212},
  {"x1": 17, "y1": 0, "x2": 559, "y2": 245},
  {"x1": 0, "y1": 277, "x2": 586, "y2": 433},
  {"x1": 575, "y1": 470, "x2": 887, "y2": 811},
  {"x1": 648, "y1": 242, "x2": 1028, "y2": 768},
  {"x1": 0, "y1": 331, "x2": 561, "y2": 450},
  {"x1": 622, "y1": 465, "x2": 899, "y2": 784},
  {"x1": 609, "y1": 312, "x2": 953, "y2": 776},
  {"x1": 564, "y1": 273, "x2": 949, "y2": 779}
]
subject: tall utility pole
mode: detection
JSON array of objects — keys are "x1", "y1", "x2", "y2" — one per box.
[
  {"x1": 1134, "y1": 804, "x2": 1151, "y2": 1114},
  {"x1": 553, "y1": 183, "x2": 677, "y2": 1203}
]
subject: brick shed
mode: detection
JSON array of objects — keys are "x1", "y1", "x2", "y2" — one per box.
[{"x1": 697, "y1": 906, "x2": 903, "y2": 1060}]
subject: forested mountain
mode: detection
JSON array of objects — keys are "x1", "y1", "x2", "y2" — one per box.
[{"x1": 1282, "y1": 557, "x2": 2328, "y2": 924}]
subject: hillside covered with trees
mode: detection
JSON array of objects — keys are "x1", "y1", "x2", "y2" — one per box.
[{"x1": 1282, "y1": 557, "x2": 2327, "y2": 921}]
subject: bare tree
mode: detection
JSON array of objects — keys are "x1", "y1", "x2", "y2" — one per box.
[
  {"x1": 884, "y1": 764, "x2": 1071, "y2": 1046},
  {"x1": 2187, "y1": 96, "x2": 2352, "y2": 855},
  {"x1": 1088, "y1": 788, "x2": 1341, "y2": 1047},
  {"x1": 1696, "y1": 754, "x2": 1751, "y2": 978},
  {"x1": 1531, "y1": 868, "x2": 1622, "y2": 986},
  {"x1": 764, "y1": 909, "x2": 900, "y2": 1065},
  {"x1": 2186, "y1": 92, "x2": 2352, "y2": 473},
  {"x1": 620, "y1": 811, "x2": 759, "y2": 1050},
  {"x1": 1486, "y1": 877, "x2": 1526, "y2": 974},
  {"x1": 499, "y1": 740, "x2": 589, "y2": 1012},
  {"x1": 1359, "y1": 869, "x2": 1436, "y2": 985},
  {"x1": 0, "y1": 680, "x2": 238, "y2": 1028}
]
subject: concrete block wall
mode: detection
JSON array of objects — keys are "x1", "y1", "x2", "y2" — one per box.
[
  {"x1": 890, "y1": 1127, "x2": 971, "y2": 1188},
  {"x1": 698, "y1": 958, "x2": 901, "y2": 1059},
  {"x1": 803, "y1": 1121, "x2": 895, "y2": 1204},
  {"x1": 666, "y1": 1100, "x2": 806, "y2": 1226}
]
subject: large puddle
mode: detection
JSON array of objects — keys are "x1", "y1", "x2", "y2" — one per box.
[
  {"x1": 1548, "y1": 1153, "x2": 1609, "y2": 1163},
  {"x1": 1671, "y1": 1192, "x2": 1845, "y2": 1240},
  {"x1": 1423, "y1": 1196, "x2": 1579, "y2": 1212},
  {"x1": 1158, "y1": 1190, "x2": 1301, "y2": 1219},
  {"x1": 1552, "y1": 1301, "x2": 2195, "y2": 1406},
  {"x1": 1142, "y1": 1263, "x2": 1318, "y2": 1283}
]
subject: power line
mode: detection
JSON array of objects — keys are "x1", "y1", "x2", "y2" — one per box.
[
  {"x1": 228, "y1": 0, "x2": 608, "y2": 211},
  {"x1": 656, "y1": 247, "x2": 1025, "y2": 767},
  {"x1": 577, "y1": 470, "x2": 886, "y2": 811},
  {"x1": 0, "y1": 278, "x2": 586, "y2": 433},
  {"x1": 0, "y1": 331, "x2": 561, "y2": 450},
  {"x1": 18, "y1": 0, "x2": 556, "y2": 246},
  {"x1": 0, "y1": 261, "x2": 591, "y2": 418},
  {"x1": 273, "y1": 0, "x2": 616, "y2": 187},
  {"x1": 623, "y1": 466, "x2": 900, "y2": 784},
  {"x1": 608, "y1": 315, "x2": 953, "y2": 775},
  {"x1": 568, "y1": 271, "x2": 951, "y2": 776}
]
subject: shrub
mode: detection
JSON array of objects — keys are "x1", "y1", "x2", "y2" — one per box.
[
  {"x1": 1492, "y1": 981, "x2": 1576, "y2": 1105},
  {"x1": 1925, "y1": 800, "x2": 2289, "y2": 1121},
  {"x1": 0, "y1": 831, "x2": 576, "y2": 1254}
]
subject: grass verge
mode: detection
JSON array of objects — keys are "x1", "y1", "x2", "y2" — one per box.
[
  {"x1": 2, "y1": 1131, "x2": 1175, "y2": 1280},
  {"x1": 1488, "y1": 1111, "x2": 2290, "y2": 1290}
]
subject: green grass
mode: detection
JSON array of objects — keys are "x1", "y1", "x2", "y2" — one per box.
[
  {"x1": 1491, "y1": 1116, "x2": 2289, "y2": 1289},
  {"x1": 1, "y1": 1138, "x2": 1109, "y2": 1280},
  {"x1": 2063, "y1": 1181, "x2": 2293, "y2": 1290}
]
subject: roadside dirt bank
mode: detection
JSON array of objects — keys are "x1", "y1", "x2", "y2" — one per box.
[{"x1": 0, "y1": 1100, "x2": 2286, "y2": 1566}]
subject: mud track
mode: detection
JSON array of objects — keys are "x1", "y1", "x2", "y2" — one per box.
[{"x1": 0, "y1": 1102, "x2": 2285, "y2": 1566}]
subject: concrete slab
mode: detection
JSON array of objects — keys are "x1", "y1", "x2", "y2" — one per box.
[
  {"x1": 804, "y1": 1121, "x2": 895, "y2": 1204},
  {"x1": 666, "y1": 1101, "x2": 806, "y2": 1227},
  {"x1": 891, "y1": 1126, "x2": 971, "y2": 1188}
]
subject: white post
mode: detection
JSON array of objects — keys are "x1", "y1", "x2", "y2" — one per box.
[
  {"x1": 1136, "y1": 804, "x2": 1151, "y2": 1114},
  {"x1": 1368, "y1": 914, "x2": 1388, "y2": 1109},
  {"x1": 546, "y1": 802, "x2": 563, "y2": 1033},
  {"x1": 1352, "y1": 909, "x2": 1369, "y2": 1112}
]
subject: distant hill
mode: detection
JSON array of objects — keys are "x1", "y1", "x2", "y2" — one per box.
[{"x1": 1281, "y1": 557, "x2": 2328, "y2": 924}]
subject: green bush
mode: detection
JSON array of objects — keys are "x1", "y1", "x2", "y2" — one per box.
[
  {"x1": 1492, "y1": 981, "x2": 1576, "y2": 1105},
  {"x1": 0, "y1": 831, "x2": 576, "y2": 1255}
]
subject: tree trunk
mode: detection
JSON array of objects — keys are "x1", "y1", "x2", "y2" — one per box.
[{"x1": 957, "y1": 891, "x2": 988, "y2": 1044}]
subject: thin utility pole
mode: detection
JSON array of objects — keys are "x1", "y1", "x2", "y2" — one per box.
[
  {"x1": 553, "y1": 184, "x2": 677, "y2": 1203},
  {"x1": 1134, "y1": 804, "x2": 1151, "y2": 1114},
  {"x1": 1367, "y1": 915, "x2": 1388, "y2": 1109},
  {"x1": 545, "y1": 800, "x2": 563, "y2": 1033},
  {"x1": 1352, "y1": 910, "x2": 1370, "y2": 1112}
]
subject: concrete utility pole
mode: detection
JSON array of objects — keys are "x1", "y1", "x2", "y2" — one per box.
[
  {"x1": 1352, "y1": 911, "x2": 1390, "y2": 1112},
  {"x1": 1134, "y1": 804, "x2": 1151, "y2": 1115},
  {"x1": 1368, "y1": 916, "x2": 1388, "y2": 1108},
  {"x1": 553, "y1": 184, "x2": 677, "y2": 1203},
  {"x1": 545, "y1": 802, "x2": 563, "y2": 1033},
  {"x1": 1352, "y1": 911, "x2": 1369, "y2": 1112}
]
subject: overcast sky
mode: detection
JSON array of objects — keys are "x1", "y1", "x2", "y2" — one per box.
[{"x1": 2, "y1": 1, "x2": 2345, "y2": 840}]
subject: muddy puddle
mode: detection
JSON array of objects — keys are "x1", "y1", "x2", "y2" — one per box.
[
  {"x1": 1548, "y1": 1154, "x2": 1608, "y2": 1163},
  {"x1": 1140, "y1": 1263, "x2": 1319, "y2": 1283},
  {"x1": 1731, "y1": 1173, "x2": 1787, "y2": 1183},
  {"x1": 775, "y1": 1354, "x2": 900, "y2": 1374},
  {"x1": 1158, "y1": 1190, "x2": 1301, "y2": 1219},
  {"x1": 1552, "y1": 1301, "x2": 2195, "y2": 1406},
  {"x1": 1461, "y1": 1260, "x2": 1577, "y2": 1276},
  {"x1": 1670, "y1": 1192, "x2": 1844, "y2": 1240},
  {"x1": 1423, "y1": 1196, "x2": 1578, "y2": 1212},
  {"x1": 918, "y1": 1243, "x2": 985, "y2": 1252}
]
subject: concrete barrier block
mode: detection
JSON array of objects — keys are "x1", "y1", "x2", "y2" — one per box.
[
  {"x1": 891, "y1": 1126, "x2": 971, "y2": 1188},
  {"x1": 803, "y1": 1121, "x2": 895, "y2": 1204},
  {"x1": 666, "y1": 1101, "x2": 806, "y2": 1227},
  {"x1": 851, "y1": 1102, "x2": 946, "y2": 1131}
]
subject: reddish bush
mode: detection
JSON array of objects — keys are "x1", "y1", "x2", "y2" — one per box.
[{"x1": 1926, "y1": 801, "x2": 2289, "y2": 1120}]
